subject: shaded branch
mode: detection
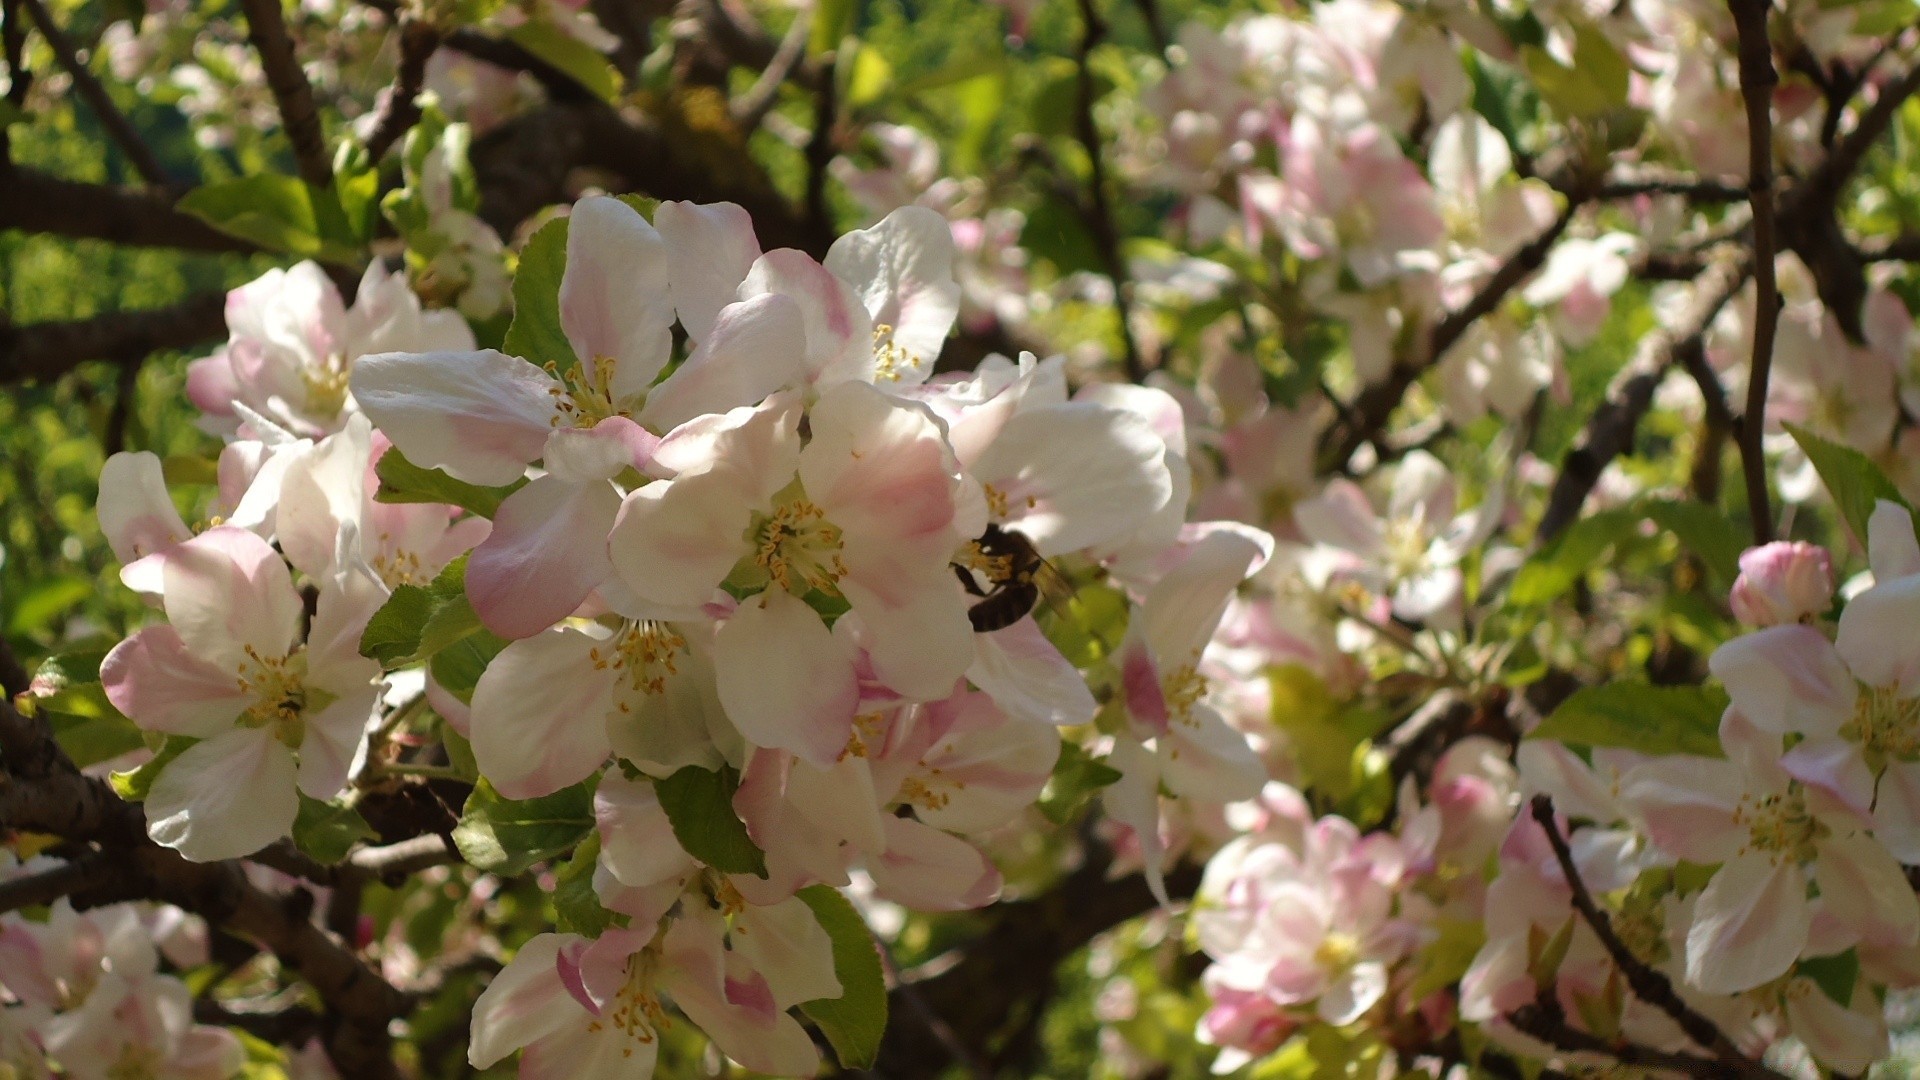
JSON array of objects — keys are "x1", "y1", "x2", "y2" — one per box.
[
  {"x1": 239, "y1": 0, "x2": 332, "y2": 189},
  {"x1": 0, "y1": 167, "x2": 259, "y2": 252},
  {"x1": 1073, "y1": 0, "x2": 1146, "y2": 382},
  {"x1": 15, "y1": 0, "x2": 169, "y2": 185},
  {"x1": 364, "y1": 17, "x2": 440, "y2": 163},
  {"x1": 1729, "y1": 0, "x2": 1781, "y2": 546},
  {"x1": 0, "y1": 851, "x2": 119, "y2": 914},
  {"x1": 0, "y1": 292, "x2": 227, "y2": 385},
  {"x1": 1538, "y1": 257, "x2": 1749, "y2": 542}
]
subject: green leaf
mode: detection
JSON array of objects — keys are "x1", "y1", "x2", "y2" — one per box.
[
  {"x1": 357, "y1": 555, "x2": 482, "y2": 666},
  {"x1": 1038, "y1": 742, "x2": 1120, "y2": 826},
  {"x1": 796, "y1": 885, "x2": 887, "y2": 1069},
  {"x1": 506, "y1": 21, "x2": 622, "y2": 102},
  {"x1": 111, "y1": 737, "x2": 192, "y2": 801},
  {"x1": 1511, "y1": 507, "x2": 1644, "y2": 606},
  {"x1": 501, "y1": 215, "x2": 580, "y2": 373},
  {"x1": 655, "y1": 766, "x2": 767, "y2": 877},
  {"x1": 1519, "y1": 25, "x2": 1628, "y2": 119},
  {"x1": 292, "y1": 795, "x2": 378, "y2": 864},
  {"x1": 373, "y1": 446, "x2": 523, "y2": 519},
  {"x1": 1784, "y1": 421, "x2": 1917, "y2": 542},
  {"x1": 1643, "y1": 500, "x2": 1746, "y2": 587},
  {"x1": 9, "y1": 576, "x2": 93, "y2": 636},
  {"x1": 428, "y1": 629, "x2": 508, "y2": 706},
  {"x1": 1529, "y1": 682, "x2": 1727, "y2": 758},
  {"x1": 176, "y1": 175, "x2": 358, "y2": 262},
  {"x1": 1039, "y1": 582, "x2": 1129, "y2": 668},
  {"x1": 1797, "y1": 948, "x2": 1860, "y2": 1005},
  {"x1": 553, "y1": 832, "x2": 620, "y2": 936},
  {"x1": 811, "y1": 0, "x2": 858, "y2": 55},
  {"x1": 43, "y1": 688, "x2": 145, "y2": 769},
  {"x1": 452, "y1": 777, "x2": 596, "y2": 876}
]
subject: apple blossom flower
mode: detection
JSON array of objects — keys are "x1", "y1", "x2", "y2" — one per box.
[{"x1": 1728, "y1": 540, "x2": 1834, "y2": 626}]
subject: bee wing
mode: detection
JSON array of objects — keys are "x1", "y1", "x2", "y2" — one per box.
[{"x1": 1032, "y1": 558, "x2": 1076, "y2": 610}]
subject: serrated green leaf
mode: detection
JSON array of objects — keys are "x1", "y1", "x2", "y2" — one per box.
[
  {"x1": 1528, "y1": 682, "x2": 1727, "y2": 758},
  {"x1": 1798, "y1": 948, "x2": 1860, "y2": 1005},
  {"x1": 797, "y1": 885, "x2": 887, "y2": 1069},
  {"x1": 1512, "y1": 507, "x2": 1644, "y2": 606},
  {"x1": 111, "y1": 737, "x2": 192, "y2": 801},
  {"x1": 358, "y1": 555, "x2": 482, "y2": 666},
  {"x1": 452, "y1": 777, "x2": 595, "y2": 875},
  {"x1": 373, "y1": 446, "x2": 523, "y2": 519},
  {"x1": 428, "y1": 629, "x2": 508, "y2": 706},
  {"x1": 501, "y1": 215, "x2": 579, "y2": 372},
  {"x1": 176, "y1": 175, "x2": 358, "y2": 262},
  {"x1": 1519, "y1": 25, "x2": 1628, "y2": 120},
  {"x1": 1038, "y1": 742, "x2": 1121, "y2": 826},
  {"x1": 1784, "y1": 421, "x2": 1917, "y2": 543},
  {"x1": 292, "y1": 794, "x2": 378, "y2": 864},
  {"x1": 655, "y1": 765, "x2": 767, "y2": 877},
  {"x1": 43, "y1": 688, "x2": 145, "y2": 768},
  {"x1": 506, "y1": 20, "x2": 621, "y2": 102},
  {"x1": 553, "y1": 832, "x2": 620, "y2": 936}
]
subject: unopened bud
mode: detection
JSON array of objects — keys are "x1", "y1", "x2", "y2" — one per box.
[{"x1": 1729, "y1": 541, "x2": 1833, "y2": 626}]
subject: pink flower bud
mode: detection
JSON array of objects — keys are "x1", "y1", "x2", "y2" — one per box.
[{"x1": 1730, "y1": 541, "x2": 1833, "y2": 626}]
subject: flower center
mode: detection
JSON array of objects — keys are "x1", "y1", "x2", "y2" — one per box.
[
  {"x1": 236, "y1": 645, "x2": 314, "y2": 747},
  {"x1": 1841, "y1": 682, "x2": 1920, "y2": 767},
  {"x1": 1380, "y1": 515, "x2": 1433, "y2": 583},
  {"x1": 1313, "y1": 931, "x2": 1360, "y2": 972},
  {"x1": 1732, "y1": 784, "x2": 1828, "y2": 864},
  {"x1": 590, "y1": 953, "x2": 665, "y2": 1056},
  {"x1": 547, "y1": 355, "x2": 632, "y2": 429},
  {"x1": 300, "y1": 355, "x2": 352, "y2": 420},
  {"x1": 750, "y1": 498, "x2": 847, "y2": 595},
  {"x1": 105, "y1": 1044, "x2": 162, "y2": 1080},
  {"x1": 590, "y1": 622, "x2": 687, "y2": 708},
  {"x1": 368, "y1": 547, "x2": 428, "y2": 589},
  {"x1": 1161, "y1": 662, "x2": 1209, "y2": 724}
]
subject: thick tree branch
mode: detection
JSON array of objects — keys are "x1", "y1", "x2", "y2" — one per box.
[
  {"x1": 0, "y1": 292, "x2": 227, "y2": 385},
  {"x1": 0, "y1": 167, "x2": 259, "y2": 252},
  {"x1": 1073, "y1": 0, "x2": 1146, "y2": 382},
  {"x1": 15, "y1": 0, "x2": 169, "y2": 186},
  {"x1": 239, "y1": 0, "x2": 332, "y2": 189},
  {"x1": 1538, "y1": 257, "x2": 1749, "y2": 542},
  {"x1": 0, "y1": 851, "x2": 119, "y2": 914},
  {"x1": 1729, "y1": 0, "x2": 1781, "y2": 546}
]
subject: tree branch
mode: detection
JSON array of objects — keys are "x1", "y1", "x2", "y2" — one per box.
[
  {"x1": 15, "y1": 0, "x2": 170, "y2": 186},
  {"x1": 1073, "y1": 0, "x2": 1145, "y2": 382},
  {"x1": 1729, "y1": 0, "x2": 1781, "y2": 546},
  {"x1": 0, "y1": 292, "x2": 227, "y2": 385},
  {"x1": 364, "y1": 17, "x2": 440, "y2": 163},
  {"x1": 0, "y1": 166, "x2": 260, "y2": 252},
  {"x1": 239, "y1": 0, "x2": 332, "y2": 189},
  {"x1": 0, "y1": 851, "x2": 119, "y2": 914},
  {"x1": 1538, "y1": 257, "x2": 1750, "y2": 542}
]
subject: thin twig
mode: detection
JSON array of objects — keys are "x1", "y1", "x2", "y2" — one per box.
[
  {"x1": 1132, "y1": 0, "x2": 1169, "y2": 55},
  {"x1": 1073, "y1": 0, "x2": 1145, "y2": 382},
  {"x1": 1528, "y1": 796, "x2": 1789, "y2": 1080},
  {"x1": 730, "y1": 6, "x2": 810, "y2": 132},
  {"x1": 802, "y1": 53, "x2": 837, "y2": 239},
  {"x1": 1729, "y1": 0, "x2": 1780, "y2": 546},
  {"x1": 239, "y1": 0, "x2": 333, "y2": 189},
  {"x1": 15, "y1": 0, "x2": 169, "y2": 185},
  {"x1": 364, "y1": 17, "x2": 440, "y2": 163}
]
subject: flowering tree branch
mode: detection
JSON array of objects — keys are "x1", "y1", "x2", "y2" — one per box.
[
  {"x1": 1728, "y1": 0, "x2": 1781, "y2": 546},
  {"x1": 239, "y1": 0, "x2": 332, "y2": 189},
  {"x1": 1073, "y1": 0, "x2": 1146, "y2": 382},
  {"x1": 363, "y1": 16, "x2": 440, "y2": 163}
]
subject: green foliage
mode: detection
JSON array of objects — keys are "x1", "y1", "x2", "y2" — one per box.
[
  {"x1": 1784, "y1": 421, "x2": 1918, "y2": 544},
  {"x1": 500, "y1": 215, "x2": 579, "y2": 372},
  {"x1": 505, "y1": 21, "x2": 622, "y2": 103},
  {"x1": 373, "y1": 447, "x2": 524, "y2": 519},
  {"x1": 1799, "y1": 948, "x2": 1861, "y2": 1006},
  {"x1": 553, "y1": 833, "x2": 621, "y2": 936},
  {"x1": 177, "y1": 175, "x2": 361, "y2": 263},
  {"x1": 1528, "y1": 682, "x2": 1727, "y2": 758},
  {"x1": 797, "y1": 884, "x2": 889, "y2": 1069},
  {"x1": 110, "y1": 736, "x2": 191, "y2": 801},
  {"x1": 1038, "y1": 742, "x2": 1123, "y2": 825},
  {"x1": 655, "y1": 765, "x2": 768, "y2": 877},
  {"x1": 292, "y1": 794, "x2": 379, "y2": 864},
  {"x1": 453, "y1": 777, "x2": 597, "y2": 876},
  {"x1": 358, "y1": 555, "x2": 483, "y2": 667}
]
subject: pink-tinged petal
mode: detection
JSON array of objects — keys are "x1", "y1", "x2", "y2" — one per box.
[
  {"x1": 1160, "y1": 706, "x2": 1266, "y2": 804},
  {"x1": 1685, "y1": 853, "x2": 1810, "y2": 994},
  {"x1": 729, "y1": 896, "x2": 842, "y2": 1009},
  {"x1": 466, "y1": 475, "x2": 619, "y2": 639},
  {"x1": 1836, "y1": 575, "x2": 1920, "y2": 695},
  {"x1": 1294, "y1": 479, "x2": 1384, "y2": 556},
  {"x1": 1516, "y1": 741, "x2": 1620, "y2": 824},
  {"x1": 1318, "y1": 961, "x2": 1388, "y2": 1026},
  {"x1": 185, "y1": 353, "x2": 241, "y2": 418},
  {"x1": 1104, "y1": 737, "x2": 1169, "y2": 905},
  {"x1": 967, "y1": 617, "x2": 1098, "y2": 727},
  {"x1": 1120, "y1": 640, "x2": 1170, "y2": 735},
  {"x1": 541, "y1": 417, "x2": 657, "y2": 484},
  {"x1": 1871, "y1": 761, "x2": 1920, "y2": 861},
  {"x1": 658, "y1": 905, "x2": 821, "y2": 1076},
  {"x1": 306, "y1": 564, "x2": 388, "y2": 692},
  {"x1": 593, "y1": 770, "x2": 693, "y2": 888},
  {"x1": 1618, "y1": 757, "x2": 1747, "y2": 863},
  {"x1": 517, "y1": 1014, "x2": 647, "y2": 1079},
  {"x1": 467, "y1": 934, "x2": 587, "y2": 1069},
  {"x1": 823, "y1": 204, "x2": 961, "y2": 383},
  {"x1": 867, "y1": 816, "x2": 1001, "y2": 911},
  {"x1": 297, "y1": 689, "x2": 378, "y2": 799},
  {"x1": 1785, "y1": 979, "x2": 1888, "y2": 1075},
  {"x1": 1814, "y1": 834, "x2": 1920, "y2": 948},
  {"x1": 470, "y1": 627, "x2": 617, "y2": 799},
  {"x1": 348, "y1": 350, "x2": 557, "y2": 486},
  {"x1": 785, "y1": 754, "x2": 887, "y2": 857},
  {"x1": 840, "y1": 567, "x2": 973, "y2": 701},
  {"x1": 714, "y1": 591, "x2": 858, "y2": 766},
  {"x1": 97, "y1": 452, "x2": 192, "y2": 568},
  {"x1": 160, "y1": 526, "x2": 302, "y2": 670},
  {"x1": 911, "y1": 698, "x2": 1059, "y2": 834},
  {"x1": 274, "y1": 416, "x2": 373, "y2": 578},
  {"x1": 969, "y1": 403, "x2": 1172, "y2": 556},
  {"x1": 1868, "y1": 499, "x2": 1920, "y2": 582},
  {"x1": 800, "y1": 380, "x2": 957, "y2": 558},
  {"x1": 739, "y1": 249, "x2": 873, "y2": 386},
  {"x1": 650, "y1": 391, "x2": 802, "y2": 494},
  {"x1": 1137, "y1": 530, "x2": 1266, "y2": 664},
  {"x1": 639, "y1": 293, "x2": 809, "y2": 431},
  {"x1": 1780, "y1": 738, "x2": 1874, "y2": 818},
  {"x1": 145, "y1": 729, "x2": 299, "y2": 862},
  {"x1": 100, "y1": 627, "x2": 248, "y2": 737},
  {"x1": 734, "y1": 748, "x2": 853, "y2": 895},
  {"x1": 1708, "y1": 624, "x2": 1853, "y2": 738},
  {"x1": 655, "y1": 200, "x2": 762, "y2": 343},
  {"x1": 607, "y1": 475, "x2": 754, "y2": 609},
  {"x1": 558, "y1": 196, "x2": 673, "y2": 396}
]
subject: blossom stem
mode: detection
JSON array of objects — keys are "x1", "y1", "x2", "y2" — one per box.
[{"x1": 1728, "y1": 0, "x2": 1780, "y2": 546}]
